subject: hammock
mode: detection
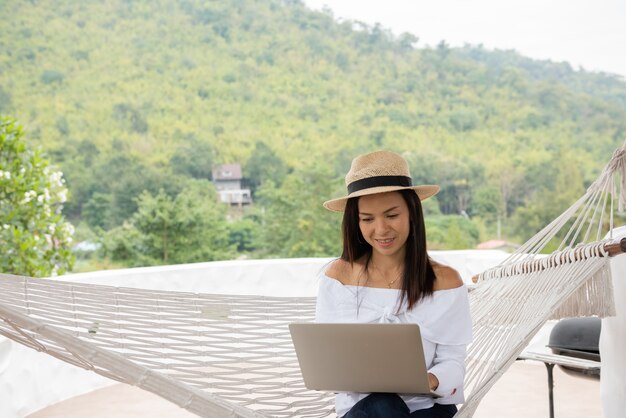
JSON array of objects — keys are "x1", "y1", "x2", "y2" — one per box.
[{"x1": 2, "y1": 145, "x2": 625, "y2": 417}]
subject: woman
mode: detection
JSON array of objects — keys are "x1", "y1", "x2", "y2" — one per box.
[{"x1": 316, "y1": 150, "x2": 472, "y2": 418}]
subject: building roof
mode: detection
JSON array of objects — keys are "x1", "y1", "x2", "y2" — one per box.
[{"x1": 212, "y1": 164, "x2": 243, "y2": 180}]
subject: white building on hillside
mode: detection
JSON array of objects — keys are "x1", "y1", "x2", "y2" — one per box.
[{"x1": 211, "y1": 163, "x2": 252, "y2": 206}]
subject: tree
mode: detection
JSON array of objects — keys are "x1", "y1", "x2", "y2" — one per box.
[
  {"x1": 510, "y1": 152, "x2": 586, "y2": 245},
  {"x1": 102, "y1": 180, "x2": 234, "y2": 265},
  {"x1": 169, "y1": 137, "x2": 215, "y2": 179},
  {"x1": 406, "y1": 151, "x2": 481, "y2": 215},
  {"x1": 228, "y1": 217, "x2": 258, "y2": 253},
  {"x1": 254, "y1": 163, "x2": 341, "y2": 257},
  {"x1": 425, "y1": 215, "x2": 480, "y2": 250},
  {"x1": 92, "y1": 154, "x2": 185, "y2": 228},
  {"x1": 398, "y1": 32, "x2": 418, "y2": 52},
  {"x1": 0, "y1": 117, "x2": 74, "y2": 276},
  {"x1": 82, "y1": 192, "x2": 114, "y2": 230},
  {"x1": 244, "y1": 142, "x2": 289, "y2": 194},
  {"x1": 471, "y1": 186, "x2": 501, "y2": 222}
]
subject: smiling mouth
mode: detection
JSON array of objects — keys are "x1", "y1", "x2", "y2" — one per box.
[{"x1": 375, "y1": 238, "x2": 395, "y2": 246}]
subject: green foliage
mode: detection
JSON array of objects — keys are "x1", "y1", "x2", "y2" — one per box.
[
  {"x1": 102, "y1": 180, "x2": 234, "y2": 266},
  {"x1": 421, "y1": 196, "x2": 442, "y2": 216},
  {"x1": 100, "y1": 222, "x2": 144, "y2": 263},
  {"x1": 112, "y1": 103, "x2": 148, "y2": 134},
  {"x1": 449, "y1": 108, "x2": 479, "y2": 131},
  {"x1": 82, "y1": 192, "x2": 114, "y2": 230},
  {"x1": 406, "y1": 151, "x2": 482, "y2": 215},
  {"x1": 55, "y1": 117, "x2": 70, "y2": 136},
  {"x1": 244, "y1": 142, "x2": 289, "y2": 194},
  {"x1": 170, "y1": 137, "x2": 215, "y2": 179},
  {"x1": 40, "y1": 70, "x2": 64, "y2": 85},
  {"x1": 228, "y1": 217, "x2": 258, "y2": 252},
  {"x1": 471, "y1": 186, "x2": 501, "y2": 221},
  {"x1": 426, "y1": 215, "x2": 480, "y2": 250},
  {"x1": 509, "y1": 151, "x2": 586, "y2": 240},
  {"x1": 64, "y1": 150, "x2": 186, "y2": 229},
  {"x1": 254, "y1": 164, "x2": 341, "y2": 257},
  {"x1": 0, "y1": 116, "x2": 74, "y2": 276},
  {"x1": 0, "y1": 87, "x2": 12, "y2": 113},
  {"x1": 1, "y1": 0, "x2": 626, "y2": 266}
]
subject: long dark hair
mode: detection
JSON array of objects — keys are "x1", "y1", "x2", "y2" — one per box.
[{"x1": 340, "y1": 189, "x2": 436, "y2": 310}]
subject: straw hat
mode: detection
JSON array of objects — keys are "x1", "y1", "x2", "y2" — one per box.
[{"x1": 323, "y1": 150, "x2": 440, "y2": 212}]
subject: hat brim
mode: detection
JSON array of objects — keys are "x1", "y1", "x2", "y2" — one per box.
[{"x1": 323, "y1": 185, "x2": 440, "y2": 212}]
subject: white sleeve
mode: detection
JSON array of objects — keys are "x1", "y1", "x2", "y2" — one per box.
[
  {"x1": 315, "y1": 290, "x2": 330, "y2": 322},
  {"x1": 428, "y1": 343, "x2": 467, "y2": 398},
  {"x1": 315, "y1": 276, "x2": 337, "y2": 322},
  {"x1": 417, "y1": 286, "x2": 472, "y2": 404}
]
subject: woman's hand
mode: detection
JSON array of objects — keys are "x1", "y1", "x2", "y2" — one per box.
[{"x1": 427, "y1": 372, "x2": 439, "y2": 391}]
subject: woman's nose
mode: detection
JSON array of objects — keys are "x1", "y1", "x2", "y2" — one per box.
[{"x1": 375, "y1": 218, "x2": 389, "y2": 232}]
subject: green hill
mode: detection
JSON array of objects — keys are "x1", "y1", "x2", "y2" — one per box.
[{"x1": 1, "y1": 0, "x2": 626, "y2": 265}]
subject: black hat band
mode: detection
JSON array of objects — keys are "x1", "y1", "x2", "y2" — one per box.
[{"x1": 347, "y1": 175, "x2": 412, "y2": 194}]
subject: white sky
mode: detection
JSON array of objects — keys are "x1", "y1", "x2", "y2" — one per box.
[{"x1": 303, "y1": 0, "x2": 626, "y2": 79}]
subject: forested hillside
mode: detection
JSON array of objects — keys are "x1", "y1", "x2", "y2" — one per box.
[{"x1": 1, "y1": 0, "x2": 625, "y2": 269}]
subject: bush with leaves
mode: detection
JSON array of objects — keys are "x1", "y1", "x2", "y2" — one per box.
[
  {"x1": 254, "y1": 163, "x2": 341, "y2": 257},
  {"x1": 0, "y1": 117, "x2": 74, "y2": 276},
  {"x1": 102, "y1": 180, "x2": 235, "y2": 266},
  {"x1": 426, "y1": 215, "x2": 480, "y2": 250}
]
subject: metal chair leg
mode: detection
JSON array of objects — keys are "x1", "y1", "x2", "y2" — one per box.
[{"x1": 545, "y1": 362, "x2": 555, "y2": 418}]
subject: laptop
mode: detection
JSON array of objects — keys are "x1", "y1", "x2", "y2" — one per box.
[{"x1": 289, "y1": 323, "x2": 442, "y2": 397}]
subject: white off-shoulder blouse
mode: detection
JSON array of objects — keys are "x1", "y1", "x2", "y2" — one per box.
[{"x1": 315, "y1": 273, "x2": 473, "y2": 417}]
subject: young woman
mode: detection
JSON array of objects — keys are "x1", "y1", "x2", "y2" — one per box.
[{"x1": 316, "y1": 150, "x2": 472, "y2": 418}]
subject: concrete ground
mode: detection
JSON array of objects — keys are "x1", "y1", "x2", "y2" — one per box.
[{"x1": 28, "y1": 360, "x2": 601, "y2": 418}]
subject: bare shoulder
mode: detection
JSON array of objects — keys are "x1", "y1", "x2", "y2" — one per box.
[
  {"x1": 325, "y1": 259, "x2": 356, "y2": 285},
  {"x1": 431, "y1": 261, "x2": 464, "y2": 291}
]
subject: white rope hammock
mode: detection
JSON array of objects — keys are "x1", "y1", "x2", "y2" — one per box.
[{"x1": 2, "y1": 144, "x2": 625, "y2": 417}]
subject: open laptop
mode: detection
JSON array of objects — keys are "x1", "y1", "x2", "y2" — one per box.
[{"x1": 289, "y1": 323, "x2": 442, "y2": 397}]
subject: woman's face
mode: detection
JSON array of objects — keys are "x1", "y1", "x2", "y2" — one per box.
[{"x1": 357, "y1": 191, "x2": 411, "y2": 259}]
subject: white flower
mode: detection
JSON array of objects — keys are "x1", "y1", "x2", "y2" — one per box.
[
  {"x1": 2, "y1": 224, "x2": 9, "y2": 229},
  {"x1": 65, "y1": 223, "x2": 75, "y2": 236},
  {"x1": 20, "y1": 190, "x2": 37, "y2": 204},
  {"x1": 58, "y1": 189, "x2": 68, "y2": 203},
  {"x1": 50, "y1": 171, "x2": 65, "y2": 187},
  {"x1": 38, "y1": 189, "x2": 52, "y2": 203},
  {"x1": 0, "y1": 171, "x2": 11, "y2": 180}
]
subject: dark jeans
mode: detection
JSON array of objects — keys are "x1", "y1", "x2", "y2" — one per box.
[{"x1": 341, "y1": 393, "x2": 458, "y2": 418}]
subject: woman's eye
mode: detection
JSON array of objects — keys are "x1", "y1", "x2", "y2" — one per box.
[
  {"x1": 387, "y1": 214, "x2": 398, "y2": 219},
  {"x1": 360, "y1": 218, "x2": 373, "y2": 223}
]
